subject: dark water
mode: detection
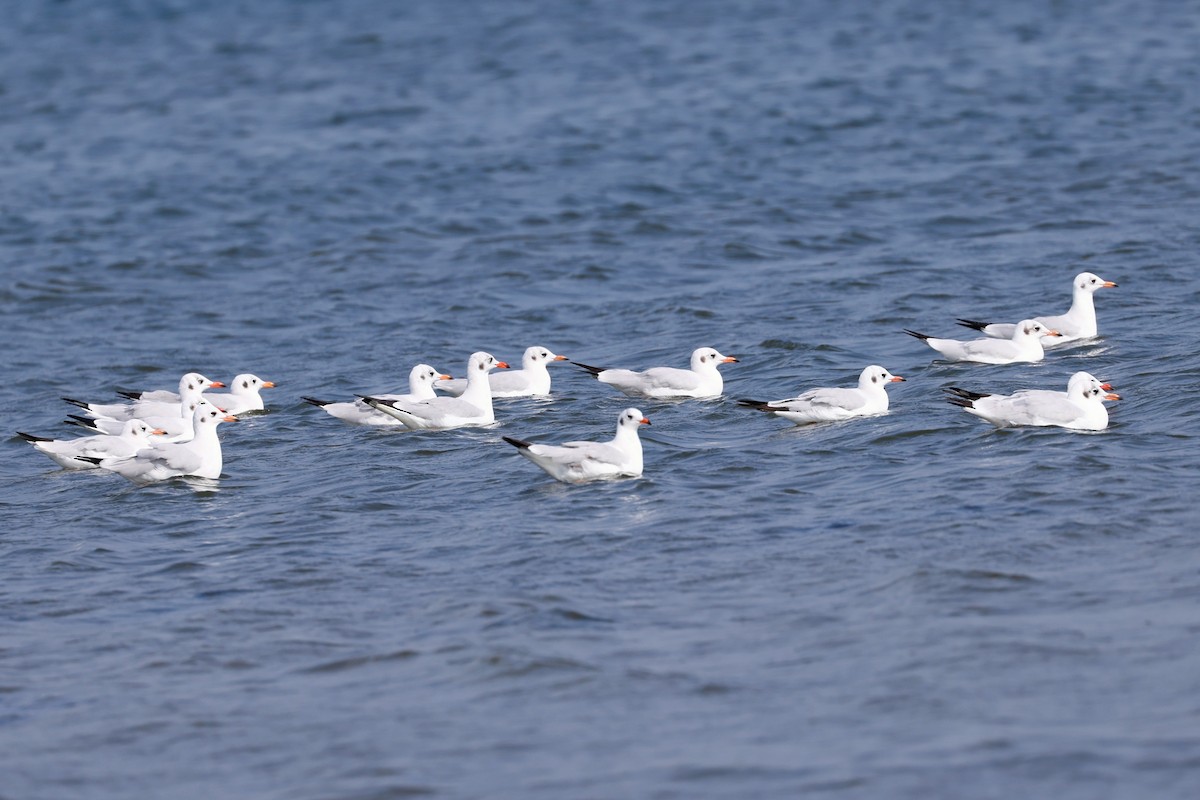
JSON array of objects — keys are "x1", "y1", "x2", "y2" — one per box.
[{"x1": 3, "y1": 1, "x2": 1200, "y2": 797}]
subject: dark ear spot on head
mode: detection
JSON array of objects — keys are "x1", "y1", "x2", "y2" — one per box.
[
  {"x1": 242, "y1": 380, "x2": 249, "y2": 388},
  {"x1": 700, "y1": 355, "x2": 707, "y2": 363},
  {"x1": 478, "y1": 362, "x2": 485, "y2": 370},
  {"x1": 872, "y1": 375, "x2": 878, "y2": 383}
]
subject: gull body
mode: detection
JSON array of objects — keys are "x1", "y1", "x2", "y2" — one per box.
[
  {"x1": 68, "y1": 397, "x2": 219, "y2": 443},
  {"x1": 65, "y1": 373, "x2": 224, "y2": 421},
  {"x1": 904, "y1": 320, "x2": 1059, "y2": 364},
  {"x1": 18, "y1": 419, "x2": 164, "y2": 469},
  {"x1": 502, "y1": 408, "x2": 650, "y2": 483},
  {"x1": 944, "y1": 371, "x2": 1119, "y2": 430},
  {"x1": 118, "y1": 374, "x2": 275, "y2": 415},
  {"x1": 572, "y1": 348, "x2": 737, "y2": 399},
  {"x1": 956, "y1": 272, "x2": 1118, "y2": 344},
  {"x1": 436, "y1": 346, "x2": 567, "y2": 398},
  {"x1": 303, "y1": 365, "x2": 450, "y2": 427},
  {"x1": 92, "y1": 406, "x2": 237, "y2": 483},
  {"x1": 739, "y1": 366, "x2": 905, "y2": 425},
  {"x1": 362, "y1": 352, "x2": 508, "y2": 430}
]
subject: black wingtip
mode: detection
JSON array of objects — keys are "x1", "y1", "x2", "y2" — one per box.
[
  {"x1": 78, "y1": 456, "x2": 104, "y2": 465},
  {"x1": 736, "y1": 399, "x2": 774, "y2": 411},
  {"x1": 902, "y1": 329, "x2": 931, "y2": 341},
  {"x1": 570, "y1": 361, "x2": 606, "y2": 378},
  {"x1": 501, "y1": 435, "x2": 532, "y2": 450},
  {"x1": 17, "y1": 431, "x2": 50, "y2": 443},
  {"x1": 945, "y1": 396, "x2": 975, "y2": 409},
  {"x1": 955, "y1": 318, "x2": 992, "y2": 332},
  {"x1": 116, "y1": 389, "x2": 143, "y2": 400},
  {"x1": 301, "y1": 396, "x2": 333, "y2": 408},
  {"x1": 357, "y1": 395, "x2": 390, "y2": 408},
  {"x1": 64, "y1": 415, "x2": 100, "y2": 431},
  {"x1": 61, "y1": 397, "x2": 90, "y2": 409},
  {"x1": 943, "y1": 386, "x2": 990, "y2": 402}
]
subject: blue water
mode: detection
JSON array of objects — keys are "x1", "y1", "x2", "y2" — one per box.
[{"x1": 3, "y1": 1, "x2": 1200, "y2": 797}]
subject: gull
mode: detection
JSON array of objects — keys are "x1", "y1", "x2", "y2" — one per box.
[
  {"x1": 116, "y1": 373, "x2": 275, "y2": 415},
  {"x1": 302, "y1": 364, "x2": 451, "y2": 427},
  {"x1": 361, "y1": 352, "x2": 508, "y2": 430},
  {"x1": 113, "y1": 372, "x2": 225, "y2": 403},
  {"x1": 571, "y1": 347, "x2": 738, "y2": 398},
  {"x1": 86, "y1": 405, "x2": 238, "y2": 483},
  {"x1": 502, "y1": 408, "x2": 650, "y2": 483},
  {"x1": 64, "y1": 373, "x2": 224, "y2": 421},
  {"x1": 66, "y1": 397, "x2": 220, "y2": 443},
  {"x1": 944, "y1": 371, "x2": 1120, "y2": 430},
  {"x1": 435, "y1": 346, "x2": 567, "y2": 397},
  {"x1": 18, "y1": 419, "x2": 165, "y2": 470},
  {"x1": 738, "y1": 366, "x2": 905, "y2": 425},
  {"x1": 956, "y1": 272, "x2": 1118, "y2": 344},
  {"x1": 904, "y1": 320, "x2": 1060, "y2": 364}
]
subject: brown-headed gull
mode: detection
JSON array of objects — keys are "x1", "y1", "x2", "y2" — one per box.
[
  {"x1": 502, "y1": 408, "x2": 650, "y2": 483},
  {"x1": 738, "y1": 366, "x2": 905, "y2": 425},
  {"x1": 302, "y1": 364, "x2": 451, "y2": 427},
  {"x1": 944, "y1": 371, "x2": 1120, "y2": 430},
  {"x1": 18, "y1": 419, "x2": 165, "y2": 470},
  {"x1": 67, "y1": 397, "x2": 220, "y2": 443},
  {"x1": 955, "y1": 272, "x2": 1118, "y2": 345},
  {"x1": 361, "y1": 352, "x2": 508, "y2": 430},
  {"x1": 118, "y1": 374, "x2": 276, "y2": 415},
  {"x1": 572, "y1": 347, "x2": 738, "y2": 399},
  {"x1": 86, "y1": 405, "x2": 238, "y2": 483},
  {"x1": 114, "y1": 372, "x2": 224, "y2": 404},
  {"x1": 65, "y1": 373, "x2": 224, "y2": 421},
  {"x1": 435, "y1": 346, "x2": 567, "y2": 397},
  {"x1": 904, "y1": 320, "x2": 1060, "y2": 364}
]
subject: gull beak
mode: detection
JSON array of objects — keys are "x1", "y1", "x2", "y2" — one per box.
[
  {"x1": 152, "y1": 429, "x2": 167, "y2": 435},
  {"x1": 1104, "y1": 392, "x2": 1121, "y2": 401},
  {"x1": 1102, "y1": 281, "x2": 1118, "y2": 288},
  {"x1": 223, "y1": 414, "x2": 239, "y2": 422},
  {"x1": 262, "y1": 381, "x2": 276, "y2": 388},
  {"x1": 1045, "y1": 329, "x2": 1062, "y2": 337},
  {"x1": 722, "y1": 356, "x2": 739, "y2": 363},
  {"x1": 496, "y1": 361, "x2": 510, "y2": 369},
  {"x1": 553, "y1": 355, "x2": 568, "y2": 361},
  {"x1": 1100, "y1": 382, "x2": 1114, "y2": 391},
  {"x1": 640, "y1": 417, "x2": 651, "y2": 425},
  {"x1": 890, "y1": 375, "x2": 906, "y2": 382},
  {"x1": 440, "y1": 374, "x2": 453, "y2": 381},
  {"x1": 210, "y1": 381, "x2": 226, "y2": 388}
]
